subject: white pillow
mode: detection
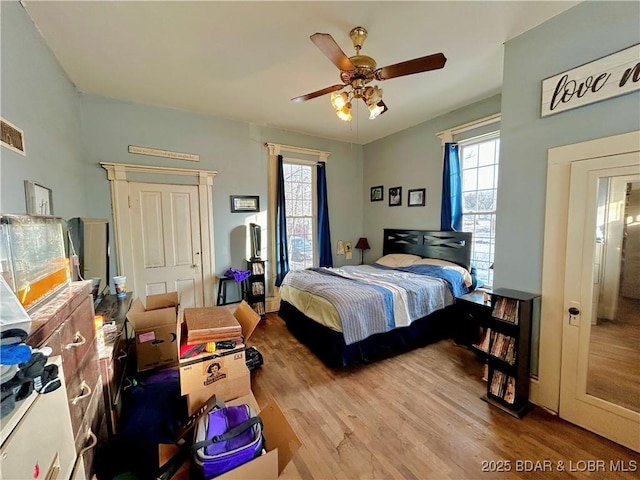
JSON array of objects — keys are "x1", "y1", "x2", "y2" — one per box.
[
  {"x1": 412, "y1": 257, "x2": 472, "y2": 287},
  {"x1": 375, "y1": 253, "x2": 422, "y2": 268}
]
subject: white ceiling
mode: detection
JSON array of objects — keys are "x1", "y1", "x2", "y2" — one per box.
[{"x1": 22, "y1": 1, "x2": 579, "y2": 145}]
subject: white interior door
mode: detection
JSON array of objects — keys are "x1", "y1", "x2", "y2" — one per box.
[
  {"x1": 129, "y1": 182, "x2": 204, "y2": 308},
  {"x1": 560, "y1": 152, "x2": 640, "y2": 452}
]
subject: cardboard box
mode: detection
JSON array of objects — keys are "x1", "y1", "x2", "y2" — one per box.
[
  {"x1": 158, "y1": 392, "x2": 301, "y2": 480},
  {"x1": 186, "y1": 368, "x2": 250, "y2": 415},
  {"x1": 127, "y1": 292, "x2": 179, "y2": 372}
]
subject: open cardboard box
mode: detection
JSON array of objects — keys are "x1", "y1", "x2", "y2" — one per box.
[
  {"x1": 177, "y1": 301, "x2": 261, "y2": 413},
  {"x1": 159, "y1": 392, "x2": 301, "y2": 480},
  {"x1": 127, "y1": 292, "x2": 180, "y2": 371}
]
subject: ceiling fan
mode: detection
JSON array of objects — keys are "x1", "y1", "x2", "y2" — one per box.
[{"x1": 291, "y1": 27, "x2": 446, "y2": 121}]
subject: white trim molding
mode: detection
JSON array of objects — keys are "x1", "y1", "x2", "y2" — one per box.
[
  {"x1": 265, "y1": 142, "x2": 330, "y2": 162},
  {"x1": 537, "y1": 130, "x2": 640, "y2": 413},
  {"x1": 264, "y1": 143, "x2": 330, "y2": 312},
  {"x1": 435, "y1": 113, "x2": 501, "y2": 145},
  {"x1": 100, "y1": 162, "x2": 218, "y2": 306}
]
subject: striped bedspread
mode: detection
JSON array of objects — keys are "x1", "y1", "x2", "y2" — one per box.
[{"x1": 281, "y1": 264, "x2": 467, "y2": 345}]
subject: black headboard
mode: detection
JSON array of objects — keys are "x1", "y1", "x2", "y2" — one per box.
[{"x1": 382, "y1": 229, "x2": 472, "y2": 271}]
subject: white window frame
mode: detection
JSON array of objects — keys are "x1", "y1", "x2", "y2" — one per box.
[
  {"x1": 282, "y1": 157, "x2": 318, "y2": 271},
  {"x1": 265, "y1": 143, "x2": 330, "y2": 311},
  {"x1": 458, "y1": 131, "x2": 500, "y2": 287}
]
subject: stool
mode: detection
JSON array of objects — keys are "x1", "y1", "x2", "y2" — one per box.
[{"x1": 216, "y1": 277, "x2": 244, "y2": 306}]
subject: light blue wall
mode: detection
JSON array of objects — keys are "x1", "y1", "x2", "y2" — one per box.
[
  {"x1": 80, "y1": 95, "x2": 364, "y2": 279},
  {"x1": 0, "y1": 1, "x2": 85, "y2": 217},
  {"x1": 0, "y1": 0, "x2": 363, "y2": 292},
  {"x1": 496, "y1": 0, "x2": 640, "y2": 294},
  {"x1": 362, "y1": 95, "x2": 501, "y2": 260}
]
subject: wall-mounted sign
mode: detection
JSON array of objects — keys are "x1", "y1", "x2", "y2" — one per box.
[
  {"x1": 128, "y1": 145, "x2": 199, "y2": 161},
  {"x1": 541, "y1": 44, "x2": 639, "y2": 117}
]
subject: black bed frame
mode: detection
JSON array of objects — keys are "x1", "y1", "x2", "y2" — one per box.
[
  {"x1": 280, "y1": 229, "x2": 472, "y2": 368},
  {"x1": 383, "y1": 229, "x2": 472, "y2": 271}
]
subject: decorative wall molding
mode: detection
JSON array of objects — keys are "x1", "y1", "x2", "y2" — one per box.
[
  {"x1": 435, "y1": 113, "x2": 501, "y2": 145},
  {"x1": 128, "y1": 145, "x2": 200, "y2": 162},
  {"x1": 265, "y1": 142, "x2": 330, "y2": 162}
]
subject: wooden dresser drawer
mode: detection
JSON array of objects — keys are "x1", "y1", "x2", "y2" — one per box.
[
  {"x1": 59, "y1": 296, "x2": 97, "y2": 384},
  {"x1": 67, "y1": 340, "x2": 100, "y2": 435},
  {"x1": 73, "y1": 376, "x2": 104, "y2": 478}
]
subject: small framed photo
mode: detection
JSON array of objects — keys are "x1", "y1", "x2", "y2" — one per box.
[
  {"x1": 24, "y1": 181, "x2": 53, "y2": 215},
  {"x1": 370, "y1": 185, "x2": 383, "y2": 202},
  {"x1": 230, "y1": 195, "x2": 260, "y2": 213},
  {"x1": 389, "y1": 186, "x2": 402, "y2": 207},
  {"x1": 408, "y1": 188, "x2": 426, "y2": 207}
]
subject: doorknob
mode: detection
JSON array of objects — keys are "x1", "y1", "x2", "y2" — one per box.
[
  {"x1": 568, "y1": 307, "x2": 580, "y2": 315},
  {"x1": 568, "y1": 302, "x2": 581, "y2": 326}
]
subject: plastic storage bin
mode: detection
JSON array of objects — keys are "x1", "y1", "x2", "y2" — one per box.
[{"x1": 0, "y1": 215, "x2": 69, "y2": 312}]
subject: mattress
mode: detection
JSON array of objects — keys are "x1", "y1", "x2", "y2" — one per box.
[{"x1": 280, "y1": 264, "x2": 467, "y2": 345}]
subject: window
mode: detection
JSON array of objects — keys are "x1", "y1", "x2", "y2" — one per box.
[
  {"x1": 283, "y1": 160, "x2": 316, "y2": 270},
  {"x1": 459, "y1": 133, "x2": 499, "y2": 286}
]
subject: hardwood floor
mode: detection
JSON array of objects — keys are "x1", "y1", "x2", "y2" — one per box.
[{"x1": 251, "y1": 314, "x2": 639, "y2": 480}]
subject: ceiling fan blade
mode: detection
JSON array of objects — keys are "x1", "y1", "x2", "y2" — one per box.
[
  {"x1": 291, "y1": 84, "x2": 346, "y2": 103},
  {"x1": 310, "y1": 33, "x2": 355, "y2": 71},
  {"x1": 375, "y1": 53, "x2": 447, "y2": 80}
]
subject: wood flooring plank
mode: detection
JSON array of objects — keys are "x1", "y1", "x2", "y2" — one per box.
[{"x1": 248, "y1": 314, "x2": 639, "y2": 479}]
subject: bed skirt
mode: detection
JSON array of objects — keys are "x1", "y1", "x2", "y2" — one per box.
[{"x1": 279, "y1": 300, "x2": 456, "y2": 368}]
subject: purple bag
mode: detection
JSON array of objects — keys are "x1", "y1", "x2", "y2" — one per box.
[{"x1": 192, "y1": 404, "x2": 263, "y2": 479}]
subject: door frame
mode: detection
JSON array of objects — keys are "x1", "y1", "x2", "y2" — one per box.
[
  {"x1": 537, "y1": 130, "x2": 640, "y2": 413},
  {"x1": 101, "y1": 162, "x2": 217, "y2": 306}
]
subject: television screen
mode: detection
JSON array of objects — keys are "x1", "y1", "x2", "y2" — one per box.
[{"x1": 249, "y1": 223, "x2": 261, "y2": 260}]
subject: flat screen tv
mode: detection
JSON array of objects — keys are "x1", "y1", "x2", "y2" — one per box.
[{"x1": 249, "y1": 223, "x2": 261, "y2": 260}]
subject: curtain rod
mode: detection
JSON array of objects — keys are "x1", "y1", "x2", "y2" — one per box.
[
  {"x1": 265, "y1": 142, "x2": 331, "y2": 160},
  {"x1": 435, "y1": 113, "x2": 501, "y2": 145}
]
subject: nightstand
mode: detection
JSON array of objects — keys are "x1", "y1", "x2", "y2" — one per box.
[{"x1": 455, "y1": 290, "x2": 492, "y2": 347}]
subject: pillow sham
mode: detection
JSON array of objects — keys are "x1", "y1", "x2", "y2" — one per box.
[
  {"x1": 375, "y1": 253, "x2": 422, "y2": 268},
  {"x1": 412, "y1": 257, "x2": 472, "y2": 287}
]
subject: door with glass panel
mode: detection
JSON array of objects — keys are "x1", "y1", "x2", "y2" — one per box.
[{"x1": 560, "y1": 152, "x2": 640, "y2": 452}]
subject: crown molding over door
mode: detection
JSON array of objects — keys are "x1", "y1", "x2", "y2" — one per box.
[{"x1": 101, "y1": 162, "x2": 218, "y2": 306}]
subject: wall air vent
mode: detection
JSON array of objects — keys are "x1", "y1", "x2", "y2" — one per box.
[{"x1": 1, "y1": 117, "x2": 26, "y2": 155}]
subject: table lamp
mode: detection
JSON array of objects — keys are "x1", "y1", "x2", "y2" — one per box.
[{"x1": 355, "y1": 237, "x2": 371, "y2": 265}]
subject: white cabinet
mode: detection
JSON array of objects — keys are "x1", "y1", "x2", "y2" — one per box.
[{"x1": 0, "y1": 357, "x2": 76, "y2": 479}]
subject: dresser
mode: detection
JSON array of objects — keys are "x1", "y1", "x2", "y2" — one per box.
[
  {"x1": 26, "y1": 281, "x2": 104, "y2": 478},
  {"x1": 94, "y1": 292, "x2": 134, "y2": 438}
]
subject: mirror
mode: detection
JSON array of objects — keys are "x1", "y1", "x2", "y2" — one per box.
[{"x1": 587, "y1": 179, "x2": 640, "y2": 412}]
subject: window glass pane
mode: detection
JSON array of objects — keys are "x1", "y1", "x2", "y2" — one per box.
[
  {"x1": 477, "y1": 166, "x2": 494, "y2": 190},
  {"x1": 460, "y1": 136, "x2": 499, "y2": 286},
  {"x1": 477, "y1": 189, "x2": 495, "y2": 212},
  {"x1": 478, "y1": 141, "x2": 496, "y2": 166},
  {"x1": 462, "y1": 145, "x2": 478, "y2": 169},
  {"x1": 463, "y1": 168, "x2": 477, "y2": 192},
  {"x1": 283, "y1": 161, "x2": 316, "y2": 271},
  {"x1": 463, "y1": 192, "x2": 477, "y2": 212}
]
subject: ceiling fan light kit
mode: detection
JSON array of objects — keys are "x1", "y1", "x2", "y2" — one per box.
[{"x1": 292, "y1": 26, "x2": 446, "y2": 122}]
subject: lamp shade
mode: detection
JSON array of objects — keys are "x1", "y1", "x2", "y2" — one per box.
[{"x1": 355, "y1": 237, "x2": 370, "y2": 250}]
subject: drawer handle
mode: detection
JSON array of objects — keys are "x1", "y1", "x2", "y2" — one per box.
[
  {"x1": 65, "y1": 331, "x2": 86, "y2": 349},
  {"x1": 78, "y1": 428, "x2": 98, "y2": 457},
  {"x1": 72, "y1": 380, "x2": 92, "y2": 405},
  {"x1": 116, "y1": 349, "x2": 128, "y2": 361}
]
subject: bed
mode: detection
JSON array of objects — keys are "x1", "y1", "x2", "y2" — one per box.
[{"x1": 279, "y1": 229, "x2": 473, "y2": 367}]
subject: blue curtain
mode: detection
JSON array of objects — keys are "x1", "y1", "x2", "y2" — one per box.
[
  {"x1": 317, "y1": 162, "x2": 333, "y2": 267},
  {"x1": 275, "y1": 155, "x2": 289, "y2": 286},
  {"x1": 440, "y1": 143, "x2": 462, "y2": 231}
]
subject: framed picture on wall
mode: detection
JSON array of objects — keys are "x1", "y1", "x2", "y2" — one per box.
[
  {"x1": 408, "y1": 188, "x2": 426, "y2": 207},
  {"x1": 370, "y1": 185, "x2": 383, "y2": 202},
  {"x1": 24, "y1": 181, "x2": 53, "y2": 215},
  {"x1": 230, "y1": 195, "x2": 260, "y2": 213},
  {"x1": 389, "y1": 187, "x2": 402, "y2": 206}
]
